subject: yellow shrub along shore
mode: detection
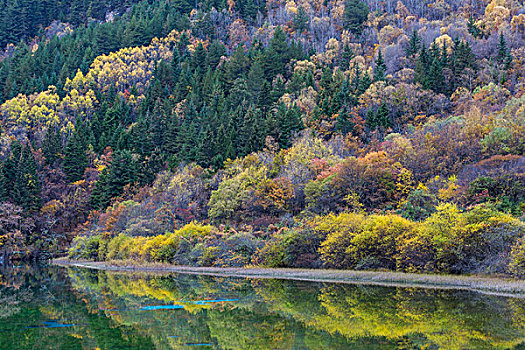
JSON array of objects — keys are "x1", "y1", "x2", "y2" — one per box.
[{"x1": 69, "y1": 203, "x2": 525, "y2": 278}]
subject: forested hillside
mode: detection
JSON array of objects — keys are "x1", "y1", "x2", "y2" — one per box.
[{"x1": 1, "y1": 0, "x2": 525, "y2": 275}]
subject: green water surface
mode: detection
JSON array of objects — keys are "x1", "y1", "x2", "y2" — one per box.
[{"x1": 1, "y1": 265, "x2": 525, "y2": 349}]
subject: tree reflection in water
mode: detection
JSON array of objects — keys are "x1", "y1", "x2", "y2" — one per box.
[{"x1": 1, "y1": 265, "x2": 525, "y2": 349}]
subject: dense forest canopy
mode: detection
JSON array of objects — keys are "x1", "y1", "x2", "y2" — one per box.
[{"x1": 0, "y1": 0, "x2": 525, "y2": 275}]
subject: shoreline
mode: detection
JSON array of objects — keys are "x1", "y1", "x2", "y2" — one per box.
[{"x1": 53, "y1": 258, "x2": 525, "y2": 298}]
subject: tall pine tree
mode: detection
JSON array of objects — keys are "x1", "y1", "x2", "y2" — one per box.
[{"x1": 63, "y1": 122, "x2": 88, "y2": 183}]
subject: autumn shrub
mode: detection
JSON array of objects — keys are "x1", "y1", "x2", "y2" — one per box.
[
  {"x1": 304, "y1": 175, "x2": 341, "y2": 215},
  {"x1": 106, "y1": 234, "x2": 132, "y2": 260},
  {"x1": 443, "y1": 204, "x2": 523, "y2": 273},
  {"x1": 253, "y1": 227, "x2": 323, "y2": 268},
  {"x1": 396, "y1": 225, "x2": 436, "y2": 273},
  {"x1": 348, "y1": 215, "x2": 413, "y2": 270},
  {"x1": 304, "y1": 152, "x2": 414, "y2": 215},
  {"x1": 482, "y1": 95, "x2": 525, "y2": 155},
  {"x1": 97, "y1": 236, "x2": 109, "y2": 261},
  {"x1": 82, "y1": 235, "x2": 102, "y2": 261},
  {"x1": 253, "y1": 237, "x2": 287, "y2": 267},
  {"x1": 198, "y1": 236, "x2": 240, "y2": 267},
  {"x1": 68, "y1": 235, "x2": 102, "y2": 260},
  {"x1": 140, "y1": 223, "x2": 214, "y2": 264},
  {"x1": 466, "y1": 175, "x2": 525, "y2": 214},
  {"x1": 200, "y1": 244, "x2": 221, "y2": 267},
  {"x1": 208, "y1": 165, "x2": 268, "y2": 222},
  {"x1": 222, "y1": 232, "x2": 262, "y2": 266},
  {"x1": 69, "y1": 222, "x2": 215, "y2": 263},
  {"x1": 318, "y1": 213, "x2": 366, "y2": 268},
  {"x1": 142, "y1": 234, "x2": 172, "y2": 262},
  {"x1": 417, "y1": 203, "x2": 467, "y2": 273},
  {"x1": 400, "y1": 188, "x2": 437, "y2": 221},
  {"x1": 176, "y1": 222, "x2": 214, "y2": 238},
  {"x1": 153, "y1": 235, "x2": 180, "y2": 262},
  {"x1": 255, "y1": 177, "x2": 295, "y2": 215},
  {"x1": 195, "y1": 231, "x2": 263, "y2": 267},
  {"x1": 397, "y1": 203, "x2": 525, "y2": 274},
  {"x1": 67, "y1": 209, "x2": 525, "y2": 277},
  {"x1": 317, "y1": 213, "x2": 412, "y2": 270},
  {"x1": 509, "y1": 239, "x2": 525, "y2": 278},
  {"x1": 169, "y1": 223, "x2": 216, "y2": 265},
  {"x1": 127, "y1": 236, "x2": 148, "y2": 260},
  {"x1": 281, "y1": 227, "x2": 324, "y2": 268},
  {"x1": 183, "y1": 242, "x2": 205, "y2": 266},
  {"x1": 170, "y1": 238, "x2": 194, "y2": 265},
  {"x1": 67, "y1": 237, "x2": 83, "y2": 260},
  {"x1": 463, "y1": 205, "x2": 525, "y2": 273},
  {"x1": 315, "y1": 204, "x2": 525, "y2": 274}
]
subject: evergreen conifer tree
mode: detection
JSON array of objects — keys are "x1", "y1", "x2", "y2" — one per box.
[
  {"x1": 293, "y1": 7, "x2": 309, "y2": 33},
  {"x1": 374, "y1": 50, "x2": 386, "y2": 81},
  {"x1": 342, "y1": 0, "x2": 369, "y2": 36},
  {"x1": 42, "y1": 126, "x2": 62, "y2": 166},
  {"x1": 341, "y1": 44, "x2": 355, "y2": 70},
  {"x1": 90, "y1": 167, "x2": 109, "y2": 210},
  {"x1": 406, "y1": 30, "x2": 421, "y2": 57},
  {"x1": 497, "y1": 33, "x2": 513, "y2": 70},
  {"x1": 12, "y1": 144, "x2": 41, "y2": 212}
]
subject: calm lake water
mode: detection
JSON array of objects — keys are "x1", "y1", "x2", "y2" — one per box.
[{"x1": 1, "y1": 265, "x2": 525, "y2": 349}]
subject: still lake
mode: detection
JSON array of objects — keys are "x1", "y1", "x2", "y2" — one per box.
[{"x1": 1, "y1": 264, "x2": 525, "y2": 349}]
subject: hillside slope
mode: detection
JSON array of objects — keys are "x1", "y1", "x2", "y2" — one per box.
[{"x1": 0, "y1": 0, "x2": 524, "y2": 276}]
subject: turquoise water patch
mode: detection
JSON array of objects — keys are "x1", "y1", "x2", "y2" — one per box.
[
  {"x1": 25, "y1": 321, "x2": 76, "y2": 329},
  {"x1": 139, "y1": 299, "x2": 238, "y2": 311},
  {"x1": 140, "y1": 305, "x2": 184, "y2": 311}
]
